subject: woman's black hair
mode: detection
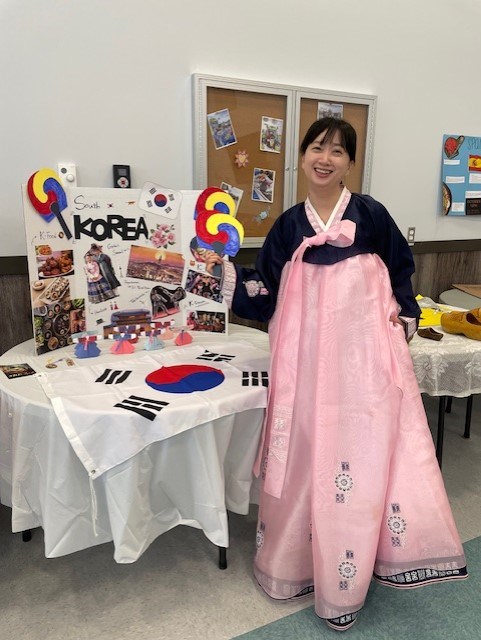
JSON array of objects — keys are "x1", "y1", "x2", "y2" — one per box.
[{"x1": 300, "y1": 117, "x2": 357, "y2": 162}]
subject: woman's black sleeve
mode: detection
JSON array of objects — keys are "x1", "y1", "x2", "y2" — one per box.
[{"x1": 229, "y1": 215, "x2": 291, "y2": 323}]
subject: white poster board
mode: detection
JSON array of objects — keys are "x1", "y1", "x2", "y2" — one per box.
[{"x1": 23, "y1": 186, "x2": 229, "y2": 355}]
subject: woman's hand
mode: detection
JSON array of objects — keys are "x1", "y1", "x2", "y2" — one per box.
[
  {"x1": 390, "y1": 313, "x2": 402, "y2": 326},
  {"x1": 204, "y1": 252, "x2": 223, "y2": 275},
  {"x1": 390, "y1": 314, "x2": 413, "y2": 343}
]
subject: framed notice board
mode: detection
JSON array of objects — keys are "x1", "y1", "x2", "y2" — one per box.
[{"x1": 193, "y1": 74, "x2": 377, "y2": 247}]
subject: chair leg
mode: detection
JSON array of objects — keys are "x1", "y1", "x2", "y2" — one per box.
[
  {"x1": 464, "y1": 395, "x2": 473, "y2": 439},
  {"x1": 218, "y1": 546, "x2": 227, "y2": 570},
  {"x1": 22, "y1": 530, "x2": 32, "y2": 542}
]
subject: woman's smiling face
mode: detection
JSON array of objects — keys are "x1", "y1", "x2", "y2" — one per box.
[{"x1": 301, "y1": 130, "x2": 353, "y2": 192}]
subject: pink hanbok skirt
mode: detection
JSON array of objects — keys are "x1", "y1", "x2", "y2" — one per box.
[{"x1": 253, "y1": 252, "x2": 467, "y2": 621}]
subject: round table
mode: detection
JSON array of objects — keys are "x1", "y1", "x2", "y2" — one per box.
[{"x1": 0, "y1": 325, "x2": 269, "y2": 563}]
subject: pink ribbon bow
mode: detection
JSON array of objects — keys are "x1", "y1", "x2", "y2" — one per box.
[{"x1": 294, "y1": 219, "x2": 356, "y2": 257}]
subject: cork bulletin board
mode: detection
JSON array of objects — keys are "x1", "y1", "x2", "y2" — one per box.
[
  {"x1": 206, "y1": 87, "x2": 288, "y2": 241},
  {"x1": 193, "y1": 75, "x2": 377, "y2": 247}
]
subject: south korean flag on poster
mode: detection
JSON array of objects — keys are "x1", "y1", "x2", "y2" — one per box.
[{"x1": 138, "y1": 182, "x2": 182, "y2": 219}]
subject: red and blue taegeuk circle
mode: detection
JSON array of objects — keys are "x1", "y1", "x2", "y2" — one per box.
[
  {"x1": 145, "y1": 364, "x2": 224, "y2": 393},
  {"x1": 154, "y1": 193, "x2": 168, "y2": 207}
]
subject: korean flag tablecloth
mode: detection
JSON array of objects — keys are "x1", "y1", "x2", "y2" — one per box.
[{"x1": 38, "y1": 342, "x2": 269, "y2": 478}]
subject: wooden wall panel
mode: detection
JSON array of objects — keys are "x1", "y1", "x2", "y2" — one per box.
[
  {"x1": 0, "y1": 274, "x2": 33, "y2": 355},
  {"x1": 412, "y1": 250, "x2": 481, "y2": 301}
]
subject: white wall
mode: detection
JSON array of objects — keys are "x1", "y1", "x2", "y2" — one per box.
[{"x1": 1, "y1": 0, "x2": 480, "y2": 256}]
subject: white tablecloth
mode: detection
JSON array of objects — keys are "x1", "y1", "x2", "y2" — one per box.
[
  {"x1": 409, "y1": 329, "x2": 481, "y2": 398},
  {"x1": 0, "y1": 325, "x2": 270, "y2": 563}
]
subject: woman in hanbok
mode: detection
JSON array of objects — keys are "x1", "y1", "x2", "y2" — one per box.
[
  {"x1": 84, "y1": 252, "x2": 116, "y2": 304},
  {"x1": 90, "y1": 244, "x2": 121, "y2": 295},
  {"x1": 207, "y1": 118, "x2": 467, "y2": 631}
]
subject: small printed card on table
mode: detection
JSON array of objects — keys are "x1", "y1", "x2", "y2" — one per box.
[{"x1": 0, "y1": 363, "x2": 37, "y2": 379}]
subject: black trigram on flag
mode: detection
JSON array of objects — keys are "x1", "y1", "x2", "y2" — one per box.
[
  {"x1": 242, "y1": 371, "x2": 269, "y2": 387},
  {"x1": 114, "y1": 395, "x2": 169, "y2": 421},
  {"x1": 196, "y1": 350, "x2": 236, "y2": 362},
  {"x1": 95, "y1": 369, "x2": 132, "y2": 385}
]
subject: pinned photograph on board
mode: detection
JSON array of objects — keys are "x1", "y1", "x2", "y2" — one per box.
[
  {"x1": 207, "y1": 108, "x2": 237, "y2": 150},
  {"x1": 220, "y1": 182, "x2": 243, "y2": 214},
  {"x1": 260, "y1": 116, "x2": 283, "y2": 153},
  {"x1": 251, "y1": 168, "x2": 275, "y2": 203},
  {"x1": 317, "y1": 101, "x2": 343, "y2": 120}
]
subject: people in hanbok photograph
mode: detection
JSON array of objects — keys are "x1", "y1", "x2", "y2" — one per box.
[
  {"x1": 252, "y1": 168, "x2": 274, "y2": 203},
  {"x1": 206, "y1": 117, "x2": 467, "y2": 632},
  {"x1": 83, "y1": 252, "x2": 116, "y2": 304},
  {"x1": 90, "y1": 244, "x2": 121, "y2": 296}
]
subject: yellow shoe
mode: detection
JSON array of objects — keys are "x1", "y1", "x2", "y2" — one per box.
[
  {"x1": 441, "y1": 309, "x2": 481, "y2": 340},
  {"x1": 469, "y1": 307, "x2": 481, "y2": 322},
  {"x1": 440, "y1": 311, "x2": 467, "y2": 334}
]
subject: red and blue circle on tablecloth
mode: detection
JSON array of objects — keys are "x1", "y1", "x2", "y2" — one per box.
[{"x1": 145, "y1": 364, "x2": 224, "y2": 393}]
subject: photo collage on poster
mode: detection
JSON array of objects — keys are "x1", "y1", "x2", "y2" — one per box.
[
  {"x1": 30, "y1": 243, "x2": 85, "y2": 355},
  {"x1": 23, "y1": 180, "x2": 236, "y2": 355}
]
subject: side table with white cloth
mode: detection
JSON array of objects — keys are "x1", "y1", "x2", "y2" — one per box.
[
  {"x1": 0, "y1": 325, "x2": 269, "y2": 564},
  {"x1": 409, "y1": 329, "x2": 481, "y2": 465}
]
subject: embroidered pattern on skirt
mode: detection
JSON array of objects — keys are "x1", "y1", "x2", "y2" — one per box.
[
  {"x1": 335, "y1": 460, "x2": 353, "y2": 504},
  {"x1": 338, "y1": 549, "x2": 357, "y2": 591},
  {"x1": 386, "y1": 502, "x2": 407, "y2": 547},
  {"x1": 374, "y1": 565, "x2": 468, "y2": 587}
]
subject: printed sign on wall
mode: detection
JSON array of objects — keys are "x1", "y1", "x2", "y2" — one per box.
[{"x1": 442, "y1": 134, "x2": 481, "y2": 216}]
